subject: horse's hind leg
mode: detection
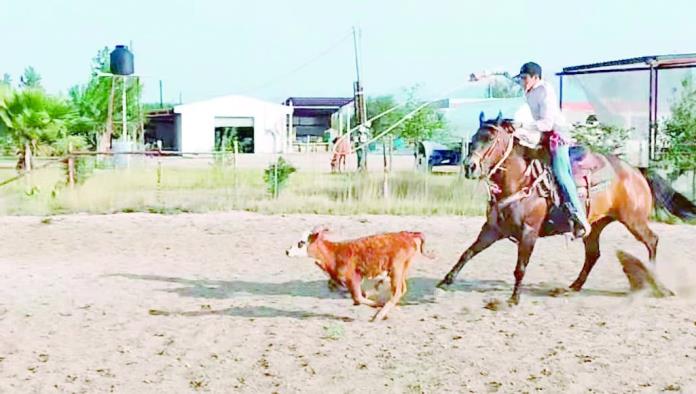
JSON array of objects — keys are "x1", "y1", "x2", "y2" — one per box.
[
  {"x1": 570, "y1": 217, "x2": 614, "y2": 291},
  {"x1": 623, "y1": 219, "x2": 658, "y2": 264}
]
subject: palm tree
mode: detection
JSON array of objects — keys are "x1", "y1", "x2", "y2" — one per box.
[
  {"x1": 0, "y1": 84, "x2": 10, "y2": 128},
  {"x1": 0, "y1": 83, "x2": 12, "y2": 155},
  {"x1": 19, "y1": 67, "x2": 43, "y2": 89},
  {"x1": 2, "y1": 88, "x2": 71, "y2": 170}
]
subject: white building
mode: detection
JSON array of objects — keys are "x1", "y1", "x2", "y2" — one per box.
[{"x1": 171, "y1": 95, "x2": 293, "y2": 154}]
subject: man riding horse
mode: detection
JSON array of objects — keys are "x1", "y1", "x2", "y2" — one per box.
[
  {"x1": 513, "y1": 62, "x2": 592, "y2": 238},
  {"x1": 437, "y1": 62, "x2": 696, "y2": 304}
]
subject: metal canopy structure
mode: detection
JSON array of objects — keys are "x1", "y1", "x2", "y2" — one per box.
[
  {"x1": 557, "y1": 53, "x2": 696, "y2": 167},
  {"x1": 561, "y1": 54, "x2": 696, "y2": 73}
]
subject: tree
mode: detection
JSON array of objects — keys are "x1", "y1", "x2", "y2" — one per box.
[
  {"x1": 1, "y1": 88, "x2": 72, "y2": 170},
  {"x1": 399, "y1": 87, "x2": 446, "y2": 146},
  {"x1": 263, "y1": 157, "x2": 296, "y2": 198},
  {"x1": 489, "y1": 78, "x2": 523, "y2": 98},
  {"x1": 0, "y1": 85, "x2": 11, "y2": 156},
  {"x1": 365, "y1": 88, "x2": 447, "y2": 149},
  {"x1": 366, "y1": 95, "x2": 408, "y2": 173},
  {"x1": 1, "y1": 73, "x2": 11, "y2": 87},
  {"x1": 660, "y1": 77, "x2": 696, "y2": 179},
  {"x1": 0, "y1": 84, "x2": 10, "y2": 128},
  {"x1": 19, "y1": 66, "x2": 42, "y2": 89},
  {"x1": 571, "y1": 117, "x2": 630, "y2": 156},
  {"x1": 67, "y1": 47, "x2": 144, "y2": 149},
  {"x1": 366, "y1": 95, "x2": 406, "y2": 137}
]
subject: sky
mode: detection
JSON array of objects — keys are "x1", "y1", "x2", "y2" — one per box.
[{"x1": 2, "y1": 0, "x2": 695, "y2": 104}]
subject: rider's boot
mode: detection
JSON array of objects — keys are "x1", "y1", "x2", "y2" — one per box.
[{"x1": 565, "y1": 202, "x2": 591, "y2": 239}]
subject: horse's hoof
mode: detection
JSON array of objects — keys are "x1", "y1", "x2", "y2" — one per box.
[
  {"x1": 507, "y1": 296, "x2": 519, "y2": 306},
  {"x1": 436, "y1": 279, "x2": 451, "y2": 289},
  {"x1": 568, "y1": 283, "x2": 583, "y2": 292}
]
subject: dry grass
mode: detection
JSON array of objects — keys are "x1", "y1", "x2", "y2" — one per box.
[{"x1": 0, "y1": 159, "x2": 488, "y2": 216}]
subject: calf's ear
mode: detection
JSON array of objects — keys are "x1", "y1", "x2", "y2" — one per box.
[{"x1": 311, "y1": 225, "x2": 330, "y2": 234}]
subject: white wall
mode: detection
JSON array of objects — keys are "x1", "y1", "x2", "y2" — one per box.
[{"x1": 174, "y1": 96, "x2": 292, "y2": 153}]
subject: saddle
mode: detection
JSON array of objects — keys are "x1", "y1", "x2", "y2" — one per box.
[
  {"x1": 568, "y1": 146, "x2": 615, "y2": 203},
  {"x1": 528, "y1": 145, "x2": 617, "y2": 237}
]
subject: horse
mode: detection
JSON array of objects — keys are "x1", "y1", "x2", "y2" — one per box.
[
  {"x1": 331, "y1": 136, "x2": 350, "y2": 173},
  {"x1": 437, "y1": 112, "x2": 696, "y2": 305}
]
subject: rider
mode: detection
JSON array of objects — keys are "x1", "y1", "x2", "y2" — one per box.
[{"x1": 513, "y1": 62, "x2": 592, "y2": 238}]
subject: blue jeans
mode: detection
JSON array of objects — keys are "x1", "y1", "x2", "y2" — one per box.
[{"x1": 551, "y1": 144, "x2": 589, "y2": 225}]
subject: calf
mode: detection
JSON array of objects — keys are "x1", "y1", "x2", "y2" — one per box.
[{"x1": 286, "y1": 226, "x2": 434, "y2": 321}]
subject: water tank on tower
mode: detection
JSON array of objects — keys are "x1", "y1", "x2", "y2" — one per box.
[{"x1": 110, "y1": 45, "x2": 134, "y2": 76}]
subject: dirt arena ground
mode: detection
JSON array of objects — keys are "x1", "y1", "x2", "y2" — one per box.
[{"x1": 0, "y1": 212, "x2": 695, "y2": 393}]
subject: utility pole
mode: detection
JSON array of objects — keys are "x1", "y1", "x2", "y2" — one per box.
[
  {"x1": 159, "y1": 80, "x2": 164, "y2": 108},
  {"x1": 353, "y1": 26, "x2": 368, "y2": 171}
]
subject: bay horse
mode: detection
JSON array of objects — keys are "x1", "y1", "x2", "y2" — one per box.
[{"x1": 437, "y1": 112, "x2": 696, "y2": 305}]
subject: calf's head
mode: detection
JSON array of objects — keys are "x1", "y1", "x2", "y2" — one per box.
[{"x1": 285, "y1": 225, "x2": 330, "y2": 257}]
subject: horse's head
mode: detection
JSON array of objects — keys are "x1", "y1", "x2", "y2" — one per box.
[{"x1": 464, "y1": 111, "x2": 515, "y2": 179}]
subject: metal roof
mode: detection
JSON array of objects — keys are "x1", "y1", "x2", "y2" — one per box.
[
  {"x1": 283, "y1": 97, "x2": 354, "y2": 108},
  {"x1": 559, "y1": 53, "x2": 696, "y2": 74}
]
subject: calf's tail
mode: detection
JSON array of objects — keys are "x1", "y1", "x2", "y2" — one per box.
[{"x1": 409, "y1": 232, "x2": 436, "y2": 259}]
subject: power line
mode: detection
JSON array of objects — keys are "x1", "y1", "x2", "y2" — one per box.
[{"x1": 241, "y1": 30, "x2": 353, "y2": 95}]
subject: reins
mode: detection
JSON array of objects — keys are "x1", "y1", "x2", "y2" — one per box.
[{"x1": 476, "y1": 123, "x2": 549, "y2": 208}]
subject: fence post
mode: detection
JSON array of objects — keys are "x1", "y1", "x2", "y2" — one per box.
[
  {"x1": 388, "y1": 135, "x2": 393, "y2": 173},
  {"x1": 233, "y1": 140, "x2": 238, "y2": 171},
  {"x1": 382, "y1": 138, "x2": 389, "y2": 198},
  {"x1": 156, "y1": 157, "x2": 163, "y2": 190},
  {"x1": 67, "y1": 142, "x2": 75, "y2": 188},
  {"x1": 459, "y1": 137, "x2": 466, "y2": 179},
  {"x1": 219, "y1": 134, "x2": 227, "y2": 166},
  {"x1": 273, "y1": 157, "x2": 279, "y2": 199}
]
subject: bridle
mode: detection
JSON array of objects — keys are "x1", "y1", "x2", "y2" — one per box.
[
  {"x1": 471, "y1": 124, "x2": 515, "y2": 181},
  {"x1": 471, "y1": 123, "x2": 548, "y2": 207}
]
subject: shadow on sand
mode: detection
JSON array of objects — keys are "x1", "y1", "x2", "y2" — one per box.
[
  {"x1": 147, "y1": 304, "x2": 357, "y2": 321},
  {"x1": 108, "y1": 273, "x2": 628, "y2": 320}
]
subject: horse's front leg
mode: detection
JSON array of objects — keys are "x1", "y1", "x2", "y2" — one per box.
[
  {"x1": 509, "y1": 229, "x2": 538, "y2": 305},
  {"x1": 437, "y1": 223, "x2": 502, "y2": 288}
]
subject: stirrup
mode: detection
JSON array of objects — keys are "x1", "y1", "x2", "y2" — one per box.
[
  {"x1": 570, "y1": 216, "x2": 590, "y2": 239},
  {"x1": 572, "y1": 223, "x2": 587, "y2": 239}
]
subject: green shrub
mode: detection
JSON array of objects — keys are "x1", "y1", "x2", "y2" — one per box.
[
  {"x1": 571, "y1": 117, "x2": 631, "y2": 156},
  {"x1": 263, "y1": 157, "x2": 296, "y2": 197}
]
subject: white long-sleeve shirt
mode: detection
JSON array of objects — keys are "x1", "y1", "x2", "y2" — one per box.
[
  {"x1": 525, "y1": 79, "x2": 570, "y2": 138},
  {"x1": 513, "y1": 79, "x2": 571, "y2": 148}
]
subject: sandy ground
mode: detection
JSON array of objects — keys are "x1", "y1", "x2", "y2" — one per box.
[{"x1": 0, "y1": 212, "x2": 695, "y2": 393}]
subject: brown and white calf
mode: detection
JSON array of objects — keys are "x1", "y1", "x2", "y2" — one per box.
[{"x1": 286, "y1": 226, "x2": 434, "y2": 321}]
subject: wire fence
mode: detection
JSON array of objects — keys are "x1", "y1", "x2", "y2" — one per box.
[
  {"x1": 0, "y1": 150, "x2": 486, "y2": 217},
  {"x1": 1, "y1": 137, "x2": 694, "y2": 216}
]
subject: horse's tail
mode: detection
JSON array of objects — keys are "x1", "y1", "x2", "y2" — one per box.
[{"x1": 640, "y1": 168, "x2": 696, "y2": 220}]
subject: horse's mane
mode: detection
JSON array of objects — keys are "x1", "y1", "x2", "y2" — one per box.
[
  {"x1": 481, "y1": 118, "x2": 516, "y2": 132},
  {"x1": 481, "y1": 117, "x2": 539, "y2": 162}
]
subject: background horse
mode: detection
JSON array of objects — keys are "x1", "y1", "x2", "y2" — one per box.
[
  {"x1": 437, "y1": 113, "x2": 696, "y2": 304},
  {"x1": 331, "y1": 136, "x2": 351, "y2": 173}
]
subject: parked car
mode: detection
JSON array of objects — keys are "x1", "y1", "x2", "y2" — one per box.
[{"x1": 415, "y1": 141, "x2": 463, "y2": 172}]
